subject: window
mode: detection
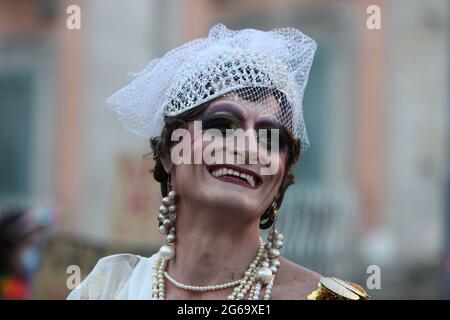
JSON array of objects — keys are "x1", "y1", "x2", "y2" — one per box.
[{"x1": 0, "y1": 72, "x2": 33, "y2": 197}]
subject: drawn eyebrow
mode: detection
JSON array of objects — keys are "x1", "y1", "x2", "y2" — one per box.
[
  {"x1": 202, "y1": 102, "x2": 286, "y2": 132},
  {"x1": 202, "y1": 102, "x2": 245, "y2": 122},
  {"x1": 254, "y1": 118, "x2": 284, "y2": 130}
]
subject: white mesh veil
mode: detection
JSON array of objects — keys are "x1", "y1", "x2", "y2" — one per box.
[{"x1": 106, "y1": 23, "x2": 317, "y2": 153}]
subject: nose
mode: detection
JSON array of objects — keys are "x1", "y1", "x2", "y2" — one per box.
[{"x1": 233, "y1": 128, "x2": 259, "y2": 164}]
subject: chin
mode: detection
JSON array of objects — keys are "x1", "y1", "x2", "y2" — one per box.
[{"x1": 196, "y1": 183, "x2": 261, "y2": 216}]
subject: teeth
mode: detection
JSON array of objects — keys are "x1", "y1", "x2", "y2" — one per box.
[{"x1": 211, "y1": 167, "x2": 256, "y2": 187}]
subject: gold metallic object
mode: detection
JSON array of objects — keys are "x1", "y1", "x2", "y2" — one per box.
[
  {"x1": 307, "y1": 277, "x2": 370, "y2": 300},
  {"x1": 331, "y1": 277, "x2": 370, "y2": 299}
]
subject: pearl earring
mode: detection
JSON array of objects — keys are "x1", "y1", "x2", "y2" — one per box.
[
  {"x1": 250, "y1": 200, "x2": 283, "y2": 300},
  {"x1": 157, "y1": 175, "x2": 177, "y2": 260},
  {"x1": 267, "y1": 201, "x2": 283, "y2": 274}
]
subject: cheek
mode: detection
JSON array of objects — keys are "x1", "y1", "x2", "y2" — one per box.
[
  {"x1": 188, "y1": 124, "x2": 206, "y2": 161},
  {"x1": 172, "y1": 126, "x2": 206, "y2": 193},
  {"x1": 174, "y1": 164, "x2": 201, "y2": 198},
  {"x1": 267, "y1": 152, "x2": 288, "y2": 190},
  {"x1": 278, "y1": 152, "x2": 288, "y2": 175}
]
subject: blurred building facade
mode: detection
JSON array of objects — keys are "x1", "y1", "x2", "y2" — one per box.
[{"x1": 0, "y1": 0, "x2": 448, "y2": 298}]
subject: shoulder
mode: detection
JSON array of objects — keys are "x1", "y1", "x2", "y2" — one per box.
[
  {"x1": 95, "y1": 253, "x2": 142, "y2": 269},
  {"x1": 270, "y1": 256, "x2": 322, "y2": 300},
  {"x1": 86, "y1": 253, "x2": 143, "y2": 282},
  {"x1": 271, "y1": 257, "x2": 369, "y2": 300},
  {"x1": 67, "y1": 253, "x2": 143, "y2": 300}
]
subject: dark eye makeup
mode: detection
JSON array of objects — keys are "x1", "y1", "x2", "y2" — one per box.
[
  {"x1": 201, "y1": 103, "x2": 244, "y2": 136},
  {"x1": 255, "y1": 120, "x2": 289, "y2": 151},
  {"x1": 202, "y1": 112, "x2": 241, "y2": 136},
  {"x1": 200, "y1": 103, "x2": 289, "y2": 151}
]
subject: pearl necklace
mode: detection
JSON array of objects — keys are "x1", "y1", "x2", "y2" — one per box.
[
  {"x1": 164, "y1": 272, "x2": 242, "y2": 292},
  {"x1": 152, "y1": 190, "x2": 284, "y2": 300}
]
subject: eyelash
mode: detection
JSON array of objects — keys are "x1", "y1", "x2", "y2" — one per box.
[
  {"x1": 256, "y1": 129, "x2": 288, "y2": 151},
  {"x1": 202, "y1": 118, "x2": 238, "y2": 136},
  {"x1": 202, "y1": 117, "x2": 289, "y2": 151}
]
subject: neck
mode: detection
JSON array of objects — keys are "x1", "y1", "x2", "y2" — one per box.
[{"x1": 166, "y1": 199, "x2": 261, "y2": 286}]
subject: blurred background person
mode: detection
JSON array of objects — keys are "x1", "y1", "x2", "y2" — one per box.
[{"x1": 0, "y1": 208, "x2": 54, "y2": 299}]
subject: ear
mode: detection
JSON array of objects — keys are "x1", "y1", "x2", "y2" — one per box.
[{"x1": 161, "y1": 152, "x2": 174, "y2": 175}]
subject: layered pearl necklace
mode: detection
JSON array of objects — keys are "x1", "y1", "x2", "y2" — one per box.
[{"x1": 151, "y1": 191, "x2": 283, "y2": 300}]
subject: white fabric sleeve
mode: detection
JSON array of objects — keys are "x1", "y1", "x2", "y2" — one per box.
[{"x1": 66, "y1": 253, "x2": 141, "y2": 300}]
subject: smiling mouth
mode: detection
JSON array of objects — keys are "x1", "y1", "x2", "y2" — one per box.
[{"x1": 206, "y1": 164, "x2": 262, "y2": 189}]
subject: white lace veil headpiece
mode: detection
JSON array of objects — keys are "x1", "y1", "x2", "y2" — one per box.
[{"x1": 106, "y1": 23, "x2": 317, "y2": 153}]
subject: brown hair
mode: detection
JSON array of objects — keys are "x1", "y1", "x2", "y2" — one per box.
[{"x1": 148, "y1": 88, "x2": 301, "y2": 229}]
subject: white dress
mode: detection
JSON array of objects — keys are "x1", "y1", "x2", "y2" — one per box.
[{"x1": 67, "y1": 253, "x2": 159, "y2": 300}]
